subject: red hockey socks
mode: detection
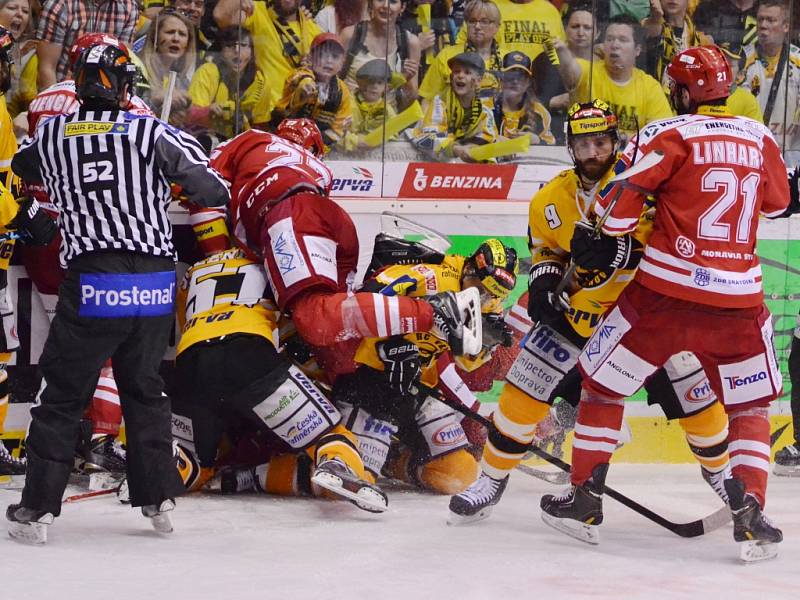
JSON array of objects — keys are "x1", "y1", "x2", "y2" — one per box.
[
  {"x1": 728, "y1": 406, "x2": 770, "y2": 507},
  {"x1": 570, "y1": 388, "x2": 625, "y2": 485}
]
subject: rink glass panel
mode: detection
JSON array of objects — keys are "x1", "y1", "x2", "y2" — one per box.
[{"x1": 3, "y1": 0, "x2": 800, "y2": 465}]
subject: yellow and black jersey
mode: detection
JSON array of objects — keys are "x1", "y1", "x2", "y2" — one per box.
[
  {"x1": 528, "y1": 163, "x2": 653, "y2": 339},
  {"x1": 356, "y1": 255, "x2": 495, "y2": 386},
  {"x1": 176, "y1": 249, "x2": 279, "y2": 355},
  {"x1": 0, "y1": 96, "x2": 17, "y2": 193},
  {"x1": 0, "y1": 183, "x2": 18, "y2": 271}
]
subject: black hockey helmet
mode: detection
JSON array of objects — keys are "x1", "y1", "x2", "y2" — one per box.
[
  {"x1": 74, "y1": 42, "x2": 137, "y2": 106},
  {"x1": 467, "y1": 239, "x2": 519, "y2": 305},
  {"x1": 566, "y1": 99, "x2": 620, "y2": 181}
]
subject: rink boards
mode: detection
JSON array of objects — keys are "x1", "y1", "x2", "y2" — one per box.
[{"x1": 1, "y1": 197, "x2": 798, "y2": 465}]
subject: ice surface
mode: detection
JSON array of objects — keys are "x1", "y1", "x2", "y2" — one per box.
[{"x1": 2, "y1": 465, "x2": 798, "y2": 600}]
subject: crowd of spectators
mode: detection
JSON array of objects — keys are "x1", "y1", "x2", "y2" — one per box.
[{"x1": 1, "y1": 0, "x2": 799, "y2": 164}]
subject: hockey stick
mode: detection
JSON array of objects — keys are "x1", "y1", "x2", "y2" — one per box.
[
  {"x1": 555, "y1": 150, "x2": 665, "y2": 296},
  {"x1": 441, "y1": 395, "x2": 731, "y2": 538},
  {"x1": 380, "y1": 211, "x2": 452, "y2": 254},
  {"x1": 160, "y1": 71, "x2": 178, "y2": 123},
  {"x1": 63, "y1": 488, "x2": 116, "y2": 504}
]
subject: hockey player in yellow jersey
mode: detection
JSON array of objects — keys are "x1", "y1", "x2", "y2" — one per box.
[
  {"x1": 329, "y1": 239, "x2": 518, "y2": 495},
  {"x1": 449, "y1": 100, "x2": 732, "y2": 524},
  {"x1": 171, "y1": 248, "x2": 388, "y2": 513},
  {"x1": 0, "y1": 26, "x2": 58, "y2": 480}
]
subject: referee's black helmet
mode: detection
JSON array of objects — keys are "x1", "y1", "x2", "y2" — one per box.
[{"x1": 74, "y1": 43, "x2": 136, "y2": 106}]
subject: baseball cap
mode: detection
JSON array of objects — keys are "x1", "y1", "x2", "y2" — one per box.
[
  {"x1": 356, "y1": 59, "x2": 393, "y2": 82},
  {"x1": 311, "y1": 32, "x2": 345, "y2": 53},
  {"x1": 448, "y1": 52, "x2": 485, "y2": 76},
  {"x1": 502, "y1": 51, "x2": 532, "y2": 76}
]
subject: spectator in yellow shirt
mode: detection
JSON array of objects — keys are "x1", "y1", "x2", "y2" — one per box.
[
  {"x1": 411, "y1": 51, "x2": 498, "y2": 162},
  {"x1": 271, "y1": 32, "x2": 354, "y2": 151},
  {"x1": 456, "y1": 0, "x2": 566, "y2": 61},
  {"x1": 491, "y1": 50, "x2": 555, "y2": 145},
  {"x1": 419, "y1": 0, "x2": 504, "y2": 104},
  {"x1": 188, "y1": 28, "x2": 272, "y2": 140},
  {"x1": 0, "y1": 0, "x2": 35, "y2": 118},
  {"x1": 719, "y1": 42, "x2": 763, "y2": 122},
  {"x1": 551, "y1": 14, "x2": 673, "y2": 142},
  {"x1": 213, "y1": 0, "x2": 322, "y2": 106},
  {"x1": 344, "y1": 58, "x2": 399, "y2": 152}
]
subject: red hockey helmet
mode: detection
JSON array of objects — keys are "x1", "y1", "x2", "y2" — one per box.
[
  {"x1": 666, "y1": 45, "x2": 732, "y2": 106},
  {"x1": 69, "y1": 33, "x2": 130, "y2": 71},
  {"x1": 276, "y1": 118, "x2": 325, "y2": 156}
]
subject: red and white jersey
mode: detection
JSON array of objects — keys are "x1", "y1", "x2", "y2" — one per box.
[
  {"x1": 597, "y1": 111, "x2": 790, "y2": 308},
  {"x1": 210, "y1": 129, "x2": 332, "y2": 252}
]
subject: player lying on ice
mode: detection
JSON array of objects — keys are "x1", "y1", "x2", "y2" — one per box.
[{"x1": 173, "y1": 119, "x2": 484, "y2": 510}]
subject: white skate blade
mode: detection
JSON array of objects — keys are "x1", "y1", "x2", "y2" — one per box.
[
  {"x1": 541, "y1": 512, "x2": 600, "y2": 545},
  {"x1": 447, "y1": 506, "x2": 493, "y2": 526},
  {"x1": 739, "y1": 540, "x2": 779, "y2": 563},
  {"x1": 89, "y1": 471, "x2": 124, "y2": 491},
  {"x1": 311, "y1": 471, "x2": 388, "y2": 513},
  {"x1": 8, "y1": 516, "x2": 53, "y2": 545},
  {"x1": 148, "y1": 513, "x2": 173, "y2": 534},
  {"x1": 772, "y1": 463, "x2": 800, "y2": 477}
]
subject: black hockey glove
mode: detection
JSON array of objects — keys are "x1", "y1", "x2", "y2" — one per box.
[
  {"x1": 377, "y1": 337, "x2": 421, "y2": 397},
  {"x1": 570, "y1": 221, "x2": 641, "y2": 271},
  {"x1": 787, "y1": 166, "x2": 800, "y2": 216},
  {"x1": 527, "y1": 261, "x2": 569, "y2": 324},
  {"x1": 10, "y1": 198, "x2": 57, "y2": 246},
  {"x1": 482, "y1": 312, "x2": 514, "y2": 349}
]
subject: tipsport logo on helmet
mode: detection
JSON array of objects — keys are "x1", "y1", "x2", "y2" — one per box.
[{"x1": 79, "y1": 271, "x2": 176, "y2": 317}]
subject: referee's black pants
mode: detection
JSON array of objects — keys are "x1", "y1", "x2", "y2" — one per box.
[{"x1": 21, "y1": 251, "x2": 184, "y2": 515}]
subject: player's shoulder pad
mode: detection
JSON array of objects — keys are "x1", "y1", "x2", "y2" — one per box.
[{"x1": 531, "y1": 168, "x2": 575, "y2": 206}]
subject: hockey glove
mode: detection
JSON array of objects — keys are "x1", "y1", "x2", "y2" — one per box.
[
  {"x1": 570, "y1": 221, "x2": 640, "y2": 271},
  {"x1": 482, "y1": 312, "x2": 514, "y2": 349},
  {"x1": 10, "y1": 198, "x2": 57, "y2": 246},
  {"x1": 527, "y1": 262, "x2": 569, "y2": 324},
  {"x1": 377, "y1": 337, "x2": 422, "y2": 397}
]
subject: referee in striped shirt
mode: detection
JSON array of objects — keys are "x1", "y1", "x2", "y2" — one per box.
[{"x1": 7, "y1": 40, "x2": 229, "y2": 544}]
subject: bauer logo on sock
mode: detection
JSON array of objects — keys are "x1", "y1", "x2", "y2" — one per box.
[{"x1": 79, "y1": 272, "x2": 176, "y2": 317}]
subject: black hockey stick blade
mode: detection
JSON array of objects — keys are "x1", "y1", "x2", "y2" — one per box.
[{"x1": 441, "y1": 395, "x2": 730, "y2": 537}]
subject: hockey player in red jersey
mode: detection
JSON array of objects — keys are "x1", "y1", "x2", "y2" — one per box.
[
  {"x1": 207, "y1": 118, "x2": 481, "y2": 356},
  {"x1": 540, "y1": 46, "x2": 787, "y2": 561},
  {"x1": 18, "y1": 33, "x2": 153, "y2": 476}
]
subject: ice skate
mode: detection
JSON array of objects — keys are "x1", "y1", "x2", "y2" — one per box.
[
  {"x1": 701, "y1": 465, "x2": 731, "y2": 504},
  {"x1": 0, "y1": 441, "x2": 26, "y2": 487},
  {"x1": 142, "y1": 499, "x2": 175, "y2": 534},
  {"x1": 773, "y1": 442, "x2": 800, "y2": 477},
  {"x1": 6, "y1": 504, "x2": 54, "y2": 545},
  {"x1": 724, "y1": 478, "x2": 782, "y2": 563},
  {"x1": 428, "y1": 288, "x2": 482, "y2": 356},
  {"x1": 448, "y1": 472, "x2": 508, "y2": 525},
  {"x1": 311, "y1": 456, "x2": 388, "y2": 513},
  {"x1": 220, "y1": 465, "x2": 260, "y2": 495},
  {"x1": 79, "y1": 434, "x2": 127, "y2": 474},
  {"x1": 540, "y1": 464, "x2": 607, "y2": 545}
]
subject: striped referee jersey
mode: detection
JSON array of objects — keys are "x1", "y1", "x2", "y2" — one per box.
[{"x1": 13, "y1": 109, "x2": 230, "y2": 266}]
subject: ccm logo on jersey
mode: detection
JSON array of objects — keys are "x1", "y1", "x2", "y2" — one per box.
[{"x1": 79, "y1": 271, "x2": 176, "y2": 317}]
